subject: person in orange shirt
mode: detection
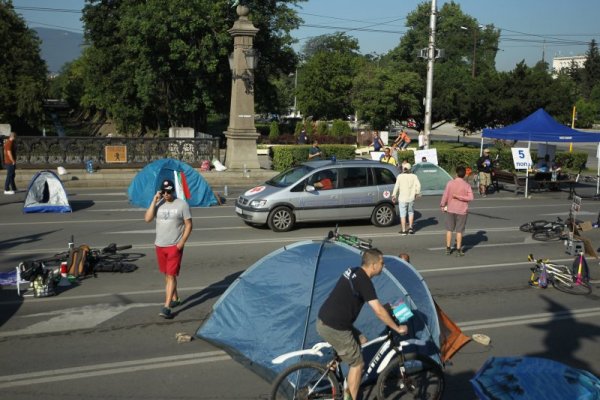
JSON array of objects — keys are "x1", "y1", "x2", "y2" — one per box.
[
  {"x1": 3, "y1": 132, "x2": 17, "y2": 195},
  {"x1": 393, "y1": 130, "x2": 411, "y2": 150}
]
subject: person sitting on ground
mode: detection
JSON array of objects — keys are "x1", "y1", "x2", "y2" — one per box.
[{"x1": 379, "y1": 147, "x2": 397, "y2": 166}]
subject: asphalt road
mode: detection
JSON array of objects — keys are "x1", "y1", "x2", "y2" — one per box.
[{"x1": 1, "y1": 185, "x2": 599, "y2": 399}]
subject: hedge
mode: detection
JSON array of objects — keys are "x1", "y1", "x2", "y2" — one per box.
[{"x1": 271, "y1": 145, "x2": 356, "y2": 171}]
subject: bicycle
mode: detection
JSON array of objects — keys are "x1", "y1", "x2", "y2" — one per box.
[
  {"x1": 568, "y1": 163, "x2": 600, "y2": 200},
  {"x1": 328, "y1": 226, "x2": 373, "y2": 250},
  {"x1": 269, "y1": 306, "x2": 444, "y2": 400},
  {"x1": 520, "y1": 216, "x2": 575, "y2": 241},
  {"x1": 527, "y1": 254, "x2": 591, "y2": 295}
]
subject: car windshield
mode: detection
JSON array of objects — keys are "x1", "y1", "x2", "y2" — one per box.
[{"x1": 266, "y1": 165, "x2": 315, "y2": 187}]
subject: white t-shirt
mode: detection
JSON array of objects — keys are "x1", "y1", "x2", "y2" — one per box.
[{"x1": 154, "y1": 198, "x2": 192, "y2": 246}]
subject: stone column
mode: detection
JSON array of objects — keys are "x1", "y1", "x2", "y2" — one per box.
[{"x1": 224, "y1": 5, "x2": 260, "y2": 170}]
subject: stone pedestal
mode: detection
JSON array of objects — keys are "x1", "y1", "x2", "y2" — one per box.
[{"x1": 225, "y1": 5, "x2": 260, "y2": 170}]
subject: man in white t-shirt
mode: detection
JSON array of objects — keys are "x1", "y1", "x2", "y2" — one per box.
[
  {"x1": 392, "y1": 164, "x2": 421, "y2": 235},
  {"x1": 144, "y1": 179, "x2": 193, "y2": 319}
]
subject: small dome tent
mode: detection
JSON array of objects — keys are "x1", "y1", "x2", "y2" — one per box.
[
  {"x1": 128, "y1": 158, "x2": 218, "y2": 208},
  {"x1": 412, "y1": 162, "x2": 453, "y2": 195},
  {"x1": 23, "y1": 170, "x2": 72, "y2": 213}
]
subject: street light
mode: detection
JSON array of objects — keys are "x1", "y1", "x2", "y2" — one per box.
[{"x1": 461, "y1": 25, "x2": 482, "y2": 78}]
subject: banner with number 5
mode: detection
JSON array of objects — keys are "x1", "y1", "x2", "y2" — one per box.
[{"x1": 511, "y1": 148, "x2": 533, "y2": 170}]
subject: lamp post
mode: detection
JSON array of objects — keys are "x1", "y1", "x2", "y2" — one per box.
[
  {"x1": 290, "y1": 68, "x2": 298, "y2": 117},
  {"x1": 461, "y1": 25, "x2": 482, "y2": 78},
  {"x1": 423, "y1": 0, "x2": 438, "y2": 150},
  {"x1": 224, "y1": 4, "x2": 260, "y2": 171}
]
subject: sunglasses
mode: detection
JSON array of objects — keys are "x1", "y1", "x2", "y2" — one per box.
[{"x1": 161, "y1": 189, "x2": 173, "y2": 195}]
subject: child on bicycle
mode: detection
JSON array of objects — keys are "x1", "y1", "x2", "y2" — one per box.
[{"x1": 317, "y1": 249, "x2": 408, "y2": 400}]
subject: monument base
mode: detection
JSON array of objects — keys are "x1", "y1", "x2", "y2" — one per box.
[{"x1": 224, "y1": 130, "x2": 260, "y2": 170}]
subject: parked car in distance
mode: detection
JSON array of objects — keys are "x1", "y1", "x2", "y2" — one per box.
[{"x1": 235, "y1": 159, "x2": 400, "y2": 232}]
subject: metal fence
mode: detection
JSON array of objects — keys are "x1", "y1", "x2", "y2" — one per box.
[{"x1": 1, "y1": 136, "x2": 220, "y2": 169}]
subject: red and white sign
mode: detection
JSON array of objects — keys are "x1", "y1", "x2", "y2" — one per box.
[
  {"x1": 245, "y1": 186, "x2": 266, "y2": 196},
  {"x1": 383, "y1": 190, "x2": 391, "y2": 199}
]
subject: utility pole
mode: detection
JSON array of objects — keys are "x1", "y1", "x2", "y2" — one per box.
[
  {"x1": 423, "y1": 0, "x2": 437, "y2": 149},
  {"x1": 471, "y1": 28, "x2": 477, "y2": 78}
]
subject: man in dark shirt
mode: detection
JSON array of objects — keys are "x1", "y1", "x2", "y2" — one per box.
[
  {"x1": 476, "y1": 148, "x2": 492, "y2": 197},
  {"x1": 317, "y1": 249, "x2": 408, "y2": 400}
]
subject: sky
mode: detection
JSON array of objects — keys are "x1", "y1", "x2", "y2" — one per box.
[{"x1": 11, "y1": 0, "x2": 600, "y2": 71}]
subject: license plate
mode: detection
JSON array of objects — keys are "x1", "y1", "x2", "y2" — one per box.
[{"x1": 235, "y1": 206, "x2": 242, "y2": 214}]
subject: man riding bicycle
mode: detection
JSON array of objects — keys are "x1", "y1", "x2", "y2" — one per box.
[{"x1": 317, "y1": 249, "x2": 408, "y2": 400}]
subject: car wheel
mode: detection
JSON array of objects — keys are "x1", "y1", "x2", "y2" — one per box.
[
  {"x1": 267, "y1": 206, "x2": 295, "y2": 232},
  {"x1": 372, "y1": 203, "x2": 395, "y2": 227}
]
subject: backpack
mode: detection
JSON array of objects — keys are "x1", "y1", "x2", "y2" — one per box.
[
  {"x1": 19, "y1": 261, "x2": 44, "y2": 282},
  {"x1": 67, "y1": 245, "x2": 91, "y2": 278},
  {"x1": 32, "y1": 270, "x2": 56, "y2": 297}
]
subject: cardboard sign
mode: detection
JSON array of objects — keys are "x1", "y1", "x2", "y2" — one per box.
[
  {"x1": 105, "y1": 145, "x2": 127, "y2": 163},
  {"x1": 414, "y1": 149, "x2": 438, "y2": 165},
  {"x1": 511, "y1": 148, "x2": 532, "y2": 170}
]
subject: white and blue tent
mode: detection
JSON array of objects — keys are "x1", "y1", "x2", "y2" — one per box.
[
  {"x1": 128, "y1": 158, "x2": 217, "y2": 208},
  {"x1": 197, "y1": 239, "x2": 442, "y2": 384},
  {"x1": 23, "y1": 170, "x2": 72, "y2": 213}
]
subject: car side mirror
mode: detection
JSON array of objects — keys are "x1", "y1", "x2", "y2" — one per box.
[{"x1": 305, "y1": 185, "x2": 316, "y2": 192}]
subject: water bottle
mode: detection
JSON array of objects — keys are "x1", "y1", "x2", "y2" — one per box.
[
  {"x1": 86, "y1": 159, "x2": 94, "y2": 173},
  {"x1": 224, "y1": 185, "x2": 229, "y2": 196}
]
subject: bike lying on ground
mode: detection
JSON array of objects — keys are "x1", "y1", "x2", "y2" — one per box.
[
  {"x1": 269, "y1": 306, "x2": 444, "y2": 400},
  {"x1": 328, "y1": 226, "x2": 373, "y2": 250},
  {"x1": 519, "y1": 216, "x2": 574, "y2": 241},
  {"x1": 527, "y1": 254, "x2": 591, "y2": 295}
]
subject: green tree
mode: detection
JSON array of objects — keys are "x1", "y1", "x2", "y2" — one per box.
[
  {"x1": 297, "y1": 33, "x2": 360, "y2": 120},
  {"x1": 268, "y1": 121, "x2": 280, "y2": 142},
  {"x1": 81, "y1": 0, "x2": 304, "y2": 135},
  {"x1": 330, "y1": 119, "x2": 351, "y2": 137},
  {"x1": 582, "y1": 39, "x2": 600, "y2": 99},
  {"x1": 0, "y1": 0, "x2": 48, "y2": 130},
  {"x1": 352, "y1": 64, "x2": 422, "y2": 130}
]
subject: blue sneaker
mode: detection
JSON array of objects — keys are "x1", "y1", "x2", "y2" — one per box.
[
  {"x1": 169, "y1": 298, "x2": 182, "y2": 308},
  {"x1": 159, "y1": 307, "x2": 173, "y2": 319}
]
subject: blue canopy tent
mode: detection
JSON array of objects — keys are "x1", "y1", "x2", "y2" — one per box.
[
  {"x1": 482, "y1": 109, "x2": 600, "y2": 196},
  {"x1": 128, "y1": 158, "x2": 217, "y2": 208},
  {"x1": 196, "y1": 239, "x2": 442, "y2": 384}
]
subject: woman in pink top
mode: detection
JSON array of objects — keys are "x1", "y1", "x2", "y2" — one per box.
[{"x1": 440, "y1": 166, "x2": 474, "y2": 256}]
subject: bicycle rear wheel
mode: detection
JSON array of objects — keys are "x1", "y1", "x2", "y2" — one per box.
[
  {"x1": 519, "y1": 220, "x2": 549, "y2": 233},
  {"x1": 377, "y1": 355, "x2": 444, "y2": 400},
  {"x1": 552, "y1": 276, "x2": 592, "y2": 295},
  {"x1": 270, "y1": 361, "x2": 341, "y2": 400},
  {"x1": 532, "y1": 229, "x2": 561, "y2": 241}
]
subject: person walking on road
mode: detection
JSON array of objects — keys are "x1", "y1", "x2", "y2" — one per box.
[
  {"x1": 317, "y1": 249, "x2": 408, "y2": 400},
  {"x1": 440, "y1": 166, "x2": 473, "y2": 256},
  {"x1": 476, "y1": 148, "x2": 493, "y2": 197},
  {"x1": 144, "y1": 179, "x2": 193, "y2": 319},
  {"x1": 3, "y1": 131, "x2": 17, "y2": 194},
  {"x1": 392, "y1": 163, "x2": 421, "y2": 235}
]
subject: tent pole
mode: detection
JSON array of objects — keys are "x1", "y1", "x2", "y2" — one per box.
[
  {"x1": 597, "y1": 143, "x2": 599, "y2": 196},
  {"x1": 525, "y1": 141, "x2": 531, "y2": 198}
]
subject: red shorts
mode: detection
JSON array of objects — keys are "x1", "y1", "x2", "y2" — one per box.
[{"x1": 155, "y1": 245, "x2": 183, "y2": 276}]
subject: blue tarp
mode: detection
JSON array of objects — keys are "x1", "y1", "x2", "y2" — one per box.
[
  {"x1": 127, "y1": 158, "x2": 217, "y2": 208},
  {"x1": 196, "y1": 239, "x2": 441, "y2": 383},
  {"x1": 482, "y1": 109, "x2": 600, "y2": 143},
  {"x1": 23, "y1": 170, "x2": 71, "y2": 213}
]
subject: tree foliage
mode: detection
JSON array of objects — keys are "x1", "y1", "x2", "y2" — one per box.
[
  {"x1": 0, "y1": 0, "x2": 48, "y2": 130},
  {"x1": 80, "y1": 0, "x2": 304, "y2": 135}
]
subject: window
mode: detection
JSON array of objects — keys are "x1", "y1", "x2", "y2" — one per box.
[
  {"x1": 374, "y1": 167, "x2": 396, "y2": 185},
  {"x1": 308, "y1": 169, "x2": 338, "y2": 190},
  {"x1": 340, "y1": 167, "x2": 368, "y2": 188}
]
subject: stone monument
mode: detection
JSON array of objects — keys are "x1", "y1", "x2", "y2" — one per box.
[{"x1": 224, "y1": 5, "x2": 260, "y2": 170}]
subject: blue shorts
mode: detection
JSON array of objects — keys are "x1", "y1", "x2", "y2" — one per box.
[{"x1": 398, "y1": 201, "x2": 414, "y2": 218}]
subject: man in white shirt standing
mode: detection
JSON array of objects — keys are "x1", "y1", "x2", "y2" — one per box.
[{"x1": 392, "y1": 164, "x2": 421, "y2": 235}]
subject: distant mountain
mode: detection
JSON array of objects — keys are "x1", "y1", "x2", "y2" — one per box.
[{"x1": 33, "y1": 27, "x2": 84, "y2": 74}]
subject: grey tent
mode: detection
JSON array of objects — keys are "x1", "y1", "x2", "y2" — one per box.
[
  {"x1": 412, "y1": 162, "x2": 452, "y2": 195},
  {"x1": 23, "y1": 170, "x2": 71, "y2": 213},
  {"x1": 196, "y1": 238, "x2": 441, "y2": 383}
]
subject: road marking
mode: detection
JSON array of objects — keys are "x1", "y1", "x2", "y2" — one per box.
[
  {"x1": 1, "y1": 306, "x2": 599, "y2": 387},
  {"x1": 0, "y1": 215, "x2": 238, "y2": 226},
  {"x1": 107, "y1": 226, "x2": 249, "y2": 234},
  {"x1": 427, "y1": 237, "x2": 538, "y2": 251},
  {"x1": 542, "y1": 211, "x2": 597, "y2": 216},
  {"x1": 0, "y1": 303, "x2": 159, "y2": 338},
  {"x1": 0, "y1": 351, "x2": 230, "y2": 389}
]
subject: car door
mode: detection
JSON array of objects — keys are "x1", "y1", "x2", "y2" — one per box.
[
  {"x1": 337, "y1": 167, "x2": 376, "y2": 219},
  {"x1": 293, "y1": 168, "x2": 342, "y2": 222}
]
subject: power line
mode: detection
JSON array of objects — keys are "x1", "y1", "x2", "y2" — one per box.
[
  {"x1": 26, "y1": 19, "x2": 84, "y2": 33},
  {"x1": 14, "y1": 6, "x2": 82, "y2": 14}
]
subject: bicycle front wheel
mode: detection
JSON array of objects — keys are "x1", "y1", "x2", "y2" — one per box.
[
  {"x1": 519, "y1": 220, "x2": 549, "y2": 233},
  {"x1": 270, "y1": 361, "x2": 341, "y2": 400},
  {"x1": 377, "y1": 355, "x2": 444, "y2": 400},
  {"x1": 532, "y1": 229, "x2": 561, "y2": 241},
  {"x1": 552, "y1": 276, "x2": 592, "y2": 295}
]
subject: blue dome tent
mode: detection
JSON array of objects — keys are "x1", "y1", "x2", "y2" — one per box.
[
  {"x1": 197, "y1": 239, "x2": 443, "y2": 384},
  {"x1": 128, "y1": 158, "x2": 217, "y2": 208},
  {"x1": 23, "y1": 170, "x2": 72, "y2": 213}
]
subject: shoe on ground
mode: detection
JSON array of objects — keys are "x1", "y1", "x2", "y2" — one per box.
[
  {"x1": 408, "y1": 227, "x2": 414, "y2": 234},
  {"x1": 446, "y1": 247, "x2": 452, "y2": 255},
  {"x1": 456, "y1": 249, "x2": 465, "y2": 257},
  {"x1": 159, "y1": 307, "x2": 173, "y2": 319},
  {"x1": 3, "y1": 190, "x2": 15, "y2": 195},
  {"x1": 399, "y1": 230, "x2": 408, "y2": 236},
  {"x1": 169, "y1": 298, "x2": 182, "y2": 308}
]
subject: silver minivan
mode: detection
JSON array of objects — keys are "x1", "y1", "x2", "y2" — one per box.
[{"x1": 235, "y1": 159, "x2": 399, "y2": 232}]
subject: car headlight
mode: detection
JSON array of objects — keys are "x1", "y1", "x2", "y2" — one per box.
[{"x1": 250, "y1": 199, "x2": 267, "y2": 208}]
